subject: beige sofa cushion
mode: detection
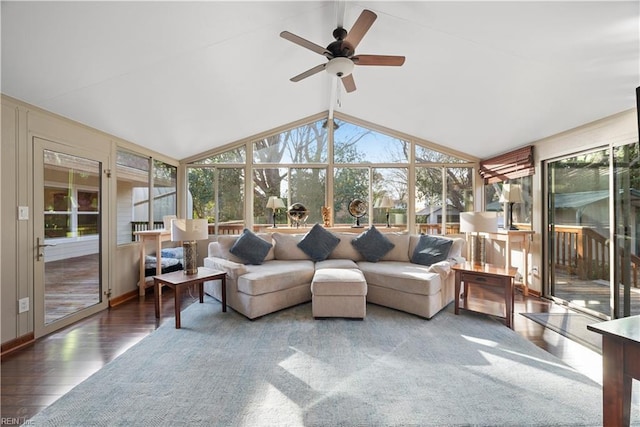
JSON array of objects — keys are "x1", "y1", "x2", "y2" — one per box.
[
  {"x1": 357, "y1": 261, "x2": 442, "y2": 296},
  {"x1": 327, "y1": 233, "x2": 363, "y2": 261},
  {"x1": 237, "y1": 260, "x2": 315, "y2": 296},
  {"x1": 379, "y1": 233, "x2": 411, "y2": 262},
  {"x1": 272, "y1": 233, "x2": 312, "y2": 260},
  {"x1": 315, "y1": 259, "x2": 359, "y2": 270},
  {"x1": 311, "y1": 268, "x2": 367, "y2": 296}
]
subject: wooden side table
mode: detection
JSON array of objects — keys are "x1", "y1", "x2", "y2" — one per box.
[
  {"x1": 134, "y1": 229, "x2": 172, "y2": 296},
  {"x1": 154, "y1": 267, "x2": 226, "y2": 329},
  {"x1": 587, "y1": 315, "x2": 640, "y2": 427},
  {"x1": 453, "y1": 263, "x2": 518, "y2": 328}
]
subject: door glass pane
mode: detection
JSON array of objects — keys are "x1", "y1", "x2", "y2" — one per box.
[
  {"x1": 43, "y1": 149, "x2": 101, "y2": 324},
  {"x1": 547, "y1": 149, "x2": 612, "y2": 317},
  {"x1": 613, "y1": 142, "x2": 640, "y2": 317}
]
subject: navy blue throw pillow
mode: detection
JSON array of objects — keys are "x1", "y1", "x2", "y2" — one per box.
[
  {"x1": 411, "y1": 235, "x2": 453, "y2": 266},
  {"x1": 230, "y1": 229, "x2": 273, "y2": 265},
  {"x1": 351, "y1": 225, "x2": 395, "y2": 262},
  {"x1": 297, "y1": 223, "x2": 340, "y2": 262}
]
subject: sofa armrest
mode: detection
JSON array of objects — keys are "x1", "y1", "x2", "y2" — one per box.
[
  {"x1": 427, "y1": 260, "x2": 453, "y2": 279},
  {"x1": 208, "y1": 241, "x2": 223, "y2": 258},
  {"x1": 204, "y1": 256, "x2": 247, "y2": 280}
]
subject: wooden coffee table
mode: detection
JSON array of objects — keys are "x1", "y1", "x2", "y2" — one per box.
[
  {"x1": 453, "y1": 262, "x2": 518, "y2": 328},
  {"x1": 154, "y1": 267, "x2": 226, "y2": 329}
]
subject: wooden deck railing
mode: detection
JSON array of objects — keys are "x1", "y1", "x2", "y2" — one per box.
[
  {"x1": 131, "y1": 221, "x2": 164, "y2": 241},
  {"x1": 553, "y1": 225, "x2": 639, "y2": 287}
]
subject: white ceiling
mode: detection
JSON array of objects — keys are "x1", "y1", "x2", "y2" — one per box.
[{"x1": 2, "y1": 1, "x2": 638, "y2": 160}]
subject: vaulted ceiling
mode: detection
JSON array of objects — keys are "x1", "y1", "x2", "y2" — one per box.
[{"x1": 2, "y1": 1, "x2": 638, "y2": 161}]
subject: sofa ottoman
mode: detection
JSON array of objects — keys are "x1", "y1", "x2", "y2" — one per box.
[{"x1": 311, "y1": 268, "x2": 367, "y2": 319}]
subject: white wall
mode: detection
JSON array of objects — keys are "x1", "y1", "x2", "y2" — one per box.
[
  {"x1": 0, "y1": 95, "x2": 179, "y2": 345},
  {"x1": 526, "y1": 109, "x2": 638, "y2": 293}
]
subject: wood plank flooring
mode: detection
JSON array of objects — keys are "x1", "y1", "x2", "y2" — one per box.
[{"x1": 0, "y1": 287, "x2": 604, "y2": 426}]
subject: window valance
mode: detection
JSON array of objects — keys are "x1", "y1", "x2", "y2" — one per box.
[{"x1": 479, "y1": 146, "x2": 534, "y2": 184}]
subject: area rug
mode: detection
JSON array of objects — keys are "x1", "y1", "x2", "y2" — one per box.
[
  {"x1": 28, "y1": 300, "x2": 639, "y2": 426},
  {"x1": 520, "y1": 312, "x2": 603, "y2": 353}
]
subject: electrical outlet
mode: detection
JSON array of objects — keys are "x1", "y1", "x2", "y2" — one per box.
[
  {"x1": 531, "y1": 266, "x2": 539, "y2": 276},
  {"x1": 18, "y1": 297, "x2": 29, "y2": 313}
]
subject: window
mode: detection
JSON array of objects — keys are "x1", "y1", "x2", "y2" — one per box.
[
  {"x1": 116, "y1": 150, "x2": 177, "y2": 244},
  {"x1": 186, "y1": 114, "x2": 477, "y2": 234},
  {"x1": 188, "y1": 166, "x2": 244, "y2": 234},
  {"x1": 414, "y1": 166, "x2": 472, "y2": 234},
  {"x1": 485, "y1": 176, "x2": 533, "y2": 229},
  {"x1": 253, "y1": 120, "x2": 327, "y2": 164},
  {"x1": 334, "y1": 120, "x2": 408, "y2": 163},
  {"x1": 253, "y1": 167, "x2": 326, "y2": 226}
]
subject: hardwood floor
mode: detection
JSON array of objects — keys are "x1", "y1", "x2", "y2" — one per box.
[{"x1": 0, "y1": 286, "x2": 604, "y2": 426}]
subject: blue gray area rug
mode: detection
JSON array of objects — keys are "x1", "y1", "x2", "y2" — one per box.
[
  {"x1": 29, "y1": 300, "x2": 639, "y2": 426},
  {"x1": 520, "y1": 312, "x2": 602, "y2": 353}
]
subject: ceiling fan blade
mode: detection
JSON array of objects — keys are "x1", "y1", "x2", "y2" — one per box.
[
  {"x1": 353, "y1": 55, "x2": 406, "y2": 66},
  {"x1": 290, "y1": 63, "x2": 326, "y2": 82},
  {"x1": 280, "y1": 31, "x2": 330, "y2": 57},
  {"x1": 344, "y1": 9, "x2": 377, "y2": 49},
  {"x1": 341, "y1": 74, "x2": 356, "y2": 93}
]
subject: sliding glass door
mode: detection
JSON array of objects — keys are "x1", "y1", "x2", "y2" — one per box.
[{"x1": 546, "y1": 143, "x2": 640, "y2": 319}]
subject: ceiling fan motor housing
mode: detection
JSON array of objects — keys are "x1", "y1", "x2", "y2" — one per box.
[{"x1": 326, "y1": 57, "x2": 354, "y2": 77}]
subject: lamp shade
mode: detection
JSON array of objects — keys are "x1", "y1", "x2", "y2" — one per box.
[
  {"x1": 459, "y1": 212, "x2": 499, "y2": 233},
  {"x1": 375, "y1": 195, "x2": 394, "y2": 209},
  {"x1": 171, "y1": 218, "x2": 209, "y2": 242},
  {"x1": 499, "y1": 184, "x2": 524, "y2": 203},
  {"x1": 266, "y1": 196, "x2": 285, "y2": 209}
]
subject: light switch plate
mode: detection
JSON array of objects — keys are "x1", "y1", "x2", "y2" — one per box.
[
  {"x1": 18, "y1": 206, "x2": 29, "y2": 220},
  {"x1": 18, "y1": 297, "x2": 29, "y2": 313}
]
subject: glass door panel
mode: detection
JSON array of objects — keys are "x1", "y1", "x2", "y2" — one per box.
[
  {"x1": 34, "y1": 138, "x2": 108, "y2": 337},
  {"x1": 613, "y1": 142, "x2": 640, "y2": 317},
  {"x1": 547, "y1": 149, "x2": 612, "y2": 318},
  {"x1": 547, "y1": 143, "x2": 640, "y2": 319}
]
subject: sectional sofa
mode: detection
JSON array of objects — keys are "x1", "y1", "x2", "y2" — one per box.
[{"x1": 203, "y1": 225, "x2": 465, "y2": 320}]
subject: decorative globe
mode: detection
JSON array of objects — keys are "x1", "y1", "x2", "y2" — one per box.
[
  {"x1": 348, "y1": 199, "x2": 367, "y2": 227},
  {"x1": 287, "y1": 203, "x2": 309, "y2": 227}
]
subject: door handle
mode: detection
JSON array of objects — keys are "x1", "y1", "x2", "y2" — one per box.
[{"x1": 36, "y1": 237, "x2": 56, "y2": 261}]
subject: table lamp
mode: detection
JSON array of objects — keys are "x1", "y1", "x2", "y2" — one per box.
[
  {"x1": 171, "y1": 218, "x2": 208, "y2": 275},
  {"x1": 460, "y1": 212, "x2": 499, "y2": 265},
  {"x1": 499, "y1": 183, "x2": 523, "y2": 230},
  {"x1": 375, "y1": 195, "x2": 394, "y2": 227},
  {"x1": 266, "y1": 196, "x2": 285, "y2": 228}
]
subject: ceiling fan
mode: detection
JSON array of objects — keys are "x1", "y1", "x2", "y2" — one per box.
[{"x1": 280, "y1": 9, "x2": 405, "y2": 93}]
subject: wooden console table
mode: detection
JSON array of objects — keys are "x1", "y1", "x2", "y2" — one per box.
[
  {"x1": 587, "y1": 315, "x2": 640, "y2": 427},
  {"x1": 134, "y1": 229, "x2": 172, "y2": 296},
  {"x1": 453, "y1": 263, "x2": 518, "y2": 328},
  {"x1": 484, "y1": 230, "x2": 534, "y2": 296}
]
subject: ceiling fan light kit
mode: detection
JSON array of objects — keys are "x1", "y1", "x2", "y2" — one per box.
[
  {"x1": 326, "y1": 57, "x2": 354, "y2": 77},
  {"x1": 281, "y1": 9, "x2": 405, "y2": 93}
]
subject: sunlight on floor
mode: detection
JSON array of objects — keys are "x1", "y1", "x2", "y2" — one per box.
[{"x1": 243, "y1": 383, "x2": 302, "y2": 426}]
